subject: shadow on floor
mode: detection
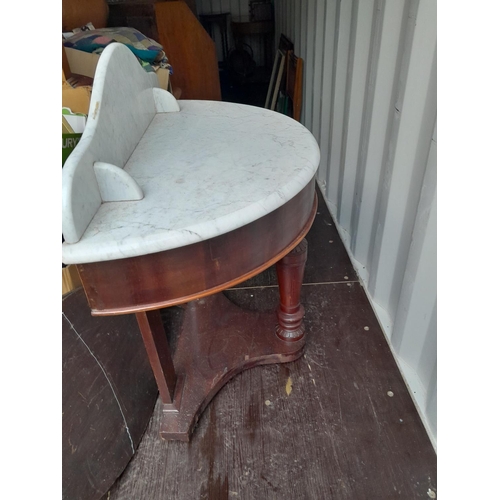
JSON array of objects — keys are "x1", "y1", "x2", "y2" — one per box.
[{"x1": 106, "y1": 187, "x2": 437, "y2": 500}]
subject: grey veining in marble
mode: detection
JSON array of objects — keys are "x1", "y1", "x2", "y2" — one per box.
[
  {"x1": 62, "y1": 45, "x2": 320, "y2": 265},
  {"x1": 62, "y1": 99, "x2": 320, "y2": 265}
]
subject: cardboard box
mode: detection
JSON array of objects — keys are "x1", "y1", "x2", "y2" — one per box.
[
  {"x1": 64, "y1": 46, "x2": 170, "y2": 90},
  {"x1": 62, "y1": 42, "x2": 71, "y2": 78},
  {"x1": 62, "y1": 265, "x2": 82, "y2": 295},
  {"x1": 64, "y1": 47, "x2": 100, "y2": 79},
  {"x1": 62, "y1": 70, "x2": 91, "y2": 115},
  {"x1": 62, "y1": 70, "x2": 87, "y2": 169}
]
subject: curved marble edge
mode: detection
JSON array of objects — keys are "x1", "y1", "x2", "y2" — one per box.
[
  {"x1": 62, "y1": 102, "x2": 320, "y2": 265},
  {"x1": 62, "y1": 178, "x2": 319, "y2": 265}
]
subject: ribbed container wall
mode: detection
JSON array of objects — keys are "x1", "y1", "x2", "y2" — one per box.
[{"x1": 275, "y1": 0, "x2": 437, "y2": 448}]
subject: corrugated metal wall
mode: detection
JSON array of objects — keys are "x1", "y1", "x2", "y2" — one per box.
[{"x1": 275, "y1": 0, "x2": 437, "y2": 448}]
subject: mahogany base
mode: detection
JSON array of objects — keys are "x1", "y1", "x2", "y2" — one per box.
[
  {"x1": 75, "y1": 168, "x2": 316, "y2": 443},
  {"x1": 159, "y1": 292, "x2": 305, "y2": 441}
]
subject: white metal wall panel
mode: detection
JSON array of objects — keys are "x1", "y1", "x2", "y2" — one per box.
[
  {"x1": 351, "y1": 0, "x2": 407, "y2": 268},
  {"x1": 304, "y1": 0, "x2": 316, "y2": 131},
  {"x1": 311, "y1": 0, "x2": 326, "y2": 141},
  {"x1": 326, "y1": 0, "x2": 353, "y2": 211},
  {"x1": 316, "y1": 0, "x2": 337, "y2": 183},
  {"x1": 337, "y1": 0, "x2": 376, "y2": 232},
  {"x1": 274, "y1": 0, "x2": 437, "y2": 448}
]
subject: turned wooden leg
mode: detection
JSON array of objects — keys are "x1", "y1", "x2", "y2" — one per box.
[
  {"x1": 275, "y1": 238, "x2": 308, "y2": 341},
  {"x1": 136, "y1": 310, "x2": 177, "y2": 405}
]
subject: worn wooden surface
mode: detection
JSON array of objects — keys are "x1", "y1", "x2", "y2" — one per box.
[
  {"x1": 62, "y1": 290, "x2": 158, "y2": 500},
  {"x1": 104, "y1": 187, "x2": 437, "y2": 499}
]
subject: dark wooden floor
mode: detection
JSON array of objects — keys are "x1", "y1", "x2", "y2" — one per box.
[{"x1": 105, "y1": 187, "x2": 437, "y2": 499}]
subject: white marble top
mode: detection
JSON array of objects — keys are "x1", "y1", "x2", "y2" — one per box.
[{"x1": 62, "y1": 100, "x2": 320, "y2": 264}]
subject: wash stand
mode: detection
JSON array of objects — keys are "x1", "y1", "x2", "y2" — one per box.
[{"x1": 62, "y1": 43, "x2": 320, "y2": 441}]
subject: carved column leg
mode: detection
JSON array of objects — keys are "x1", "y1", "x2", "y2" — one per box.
[
  {"x1": 136, "y1": 310, "x2": 177, "y2": 405},
  {"x1": 275, "y1": 238, "x2": 308, "y2": 341}
]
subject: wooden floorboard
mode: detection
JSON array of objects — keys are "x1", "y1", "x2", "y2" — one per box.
[
  {"x1": 62, "y1": 289, "x2": 158, "y2": 500},
  {"x1": 104, "y1": 188, "x2": 437, "y2": 500}
]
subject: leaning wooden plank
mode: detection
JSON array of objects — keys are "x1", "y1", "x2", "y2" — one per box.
[
  {"x1": 155, "y1": 1, "x2": 221, "y2": 100},
  {"x1": 271, "y1": 51, "x2": 286, "y2": 111},
  {"x1": 265, "y1": 50, "x2": 280, "y2": 109}
]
